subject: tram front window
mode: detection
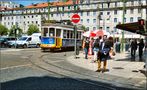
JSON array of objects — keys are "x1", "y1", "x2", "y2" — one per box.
[
  {"x1": 43, "y1": 28, "x2": 48, "y2": 37},
  {"x1": 49, "y1": 28, "x2": 55, "y2": 37}
]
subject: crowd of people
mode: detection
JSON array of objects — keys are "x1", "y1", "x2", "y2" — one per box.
[
  {"x1": 82, "y1": 35, "x2": 146, "y2": 72},
  {"x1": 82, "y1": 35, "x2": 115, "y2": 72}
]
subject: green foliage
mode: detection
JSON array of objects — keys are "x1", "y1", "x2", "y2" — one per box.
[
  {"x1": 81, "y1": 25, "x2": 86, "y2": 31},
  {"x1": 27, "y1": 24, "x2": 39, "y2": 35},
  {"x1": 0, "y1": 24, "x2": 9, "y2": 36},
  {"x1": 9, "y1": 25, "x2": 23, "y2": 37}
]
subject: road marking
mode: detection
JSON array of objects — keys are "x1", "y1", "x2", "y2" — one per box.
[{"x1": 0, "y1": 64, "x2": 32, "y2": 70}]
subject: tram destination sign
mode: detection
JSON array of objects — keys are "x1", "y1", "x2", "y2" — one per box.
[{"x1": 71, "y1": 14, "x2": 80, "y2": 24}]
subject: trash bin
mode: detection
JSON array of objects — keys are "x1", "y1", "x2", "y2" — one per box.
[
  {"x1": 115, "y1": 43, "x2": 120, "y2": 53},
  {"x1": 125, "y1": 43, "x2": 129, "y2": 51},
  {"x1": 76, "y1": 45, "x2": 80, "y2": 55}
]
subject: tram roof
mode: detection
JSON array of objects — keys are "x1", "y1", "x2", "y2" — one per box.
[
  {"x1": 42, "y1": 23, "x2": 74, "y2": 28},
  {"x1": 116, "y1": 21, "x2": 147, "y2": 36}
]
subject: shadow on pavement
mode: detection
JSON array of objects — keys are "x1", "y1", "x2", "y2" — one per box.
[{"x1": 1, "y1": 76, "x2": 137, "y2": 90}]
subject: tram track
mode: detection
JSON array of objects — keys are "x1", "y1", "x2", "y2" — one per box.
[
  {"x1": 27, "y1": 53, "x2": 118, "y2": 90},
  {"x1": 27, "y1": 52, "x2": 143, "y2": 90}
]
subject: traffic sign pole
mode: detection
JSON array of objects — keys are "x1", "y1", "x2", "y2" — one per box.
[{"x1": 71, "y1": 14, "x2": 80, "y2": 59}]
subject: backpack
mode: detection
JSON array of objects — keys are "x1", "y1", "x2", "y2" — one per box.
[
  {"x1": 93, "y1": 41, "x2": 99, "y2": 48},
  {"x1": 85, "y1": 40, "x2": 89, "y2": 48}
]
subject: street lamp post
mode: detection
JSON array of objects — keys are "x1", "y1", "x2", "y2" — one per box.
[
  {"x1": 121, "y1": 0, "x2": 126, "y2": 52},
  {"x1": 47, "y1": 0, "x2": 50, "y2": 22}
]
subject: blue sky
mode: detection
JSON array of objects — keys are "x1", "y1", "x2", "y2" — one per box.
[{"x1": 3, "y1": 0, "x2": 55, "y2": 6}]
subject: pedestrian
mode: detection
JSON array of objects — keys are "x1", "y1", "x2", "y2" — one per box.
[
  {"x1": 84, "y1": 37, "x2": 90, "y2": 59},
  {"x1": 96, "y1": 35, "x2": 113, "y2": 72},
  {"x1": 93, "y1": 37, "x2": 100, "y2": 62},
  {"x1": 130, "y1": 39, "x2": 138, "y2": 61},
  {"x1": 138, "y1": 39, "x2": 144, "y2": 61}
]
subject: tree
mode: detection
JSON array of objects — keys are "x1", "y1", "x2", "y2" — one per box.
[
  {"x1": 27, "y1": 24, "x2": 39, "y2": 35},
  {"x1": 9, "y1": 25, "x2": 22, "y2": 37},
  {"x1": 0, "y1": 24, "x2": 9, "y2": 36}
]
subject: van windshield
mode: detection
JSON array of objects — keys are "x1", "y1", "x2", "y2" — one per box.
[{"x1": 19, "y1": 37, "x2": 28, "y2": 41}]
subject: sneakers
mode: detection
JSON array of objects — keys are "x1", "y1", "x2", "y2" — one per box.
[
  {"x1": 95, "y1": 69, "x2": 109, "y2": 73},
  {"x1": 95, "y1": 69, "x2": 101, "y2": 72}
]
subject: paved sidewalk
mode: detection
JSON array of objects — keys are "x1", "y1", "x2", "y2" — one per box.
[{"x1": 67, "y1": 51, "x2": 146, "y2": 88}]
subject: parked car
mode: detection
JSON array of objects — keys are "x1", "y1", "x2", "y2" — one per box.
[
  {"x1": 16, "y1": 34, "x2": 41, "y2": 48},
  {"x1": 0, "y1": 37, "x2": 9, "y2": 48}
]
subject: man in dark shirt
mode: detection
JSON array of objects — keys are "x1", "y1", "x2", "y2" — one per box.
[{"x1": 130, "y1": 39, "x2": 138, "y2": 61}]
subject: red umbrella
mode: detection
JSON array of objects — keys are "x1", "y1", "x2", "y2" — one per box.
[
  {"x1": 82, "y1": 31, "x2": 96, "y2": 37},
  {"x1": 92, "y1": 30, "x2": 110, "y2": 37}
]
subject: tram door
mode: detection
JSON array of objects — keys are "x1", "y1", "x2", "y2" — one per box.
[{"x1": 56, "y1": 29, "x2": 62, "y2": 48}]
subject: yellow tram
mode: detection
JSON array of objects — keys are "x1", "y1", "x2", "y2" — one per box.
[{"x1": 40, "y1": 23, "x2": 83, "y2": 51}]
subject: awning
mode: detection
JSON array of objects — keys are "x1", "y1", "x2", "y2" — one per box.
[{"x1": 116, "y1": 21, "x2": 147, "y2": 36}]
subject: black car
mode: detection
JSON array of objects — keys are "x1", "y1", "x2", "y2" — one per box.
[
  {"x1": 0, "y1": 37, "x2": 17, "y2": 48},
  {"x1": 0, "y1": 37, "x2": 9, "y2": 48}
]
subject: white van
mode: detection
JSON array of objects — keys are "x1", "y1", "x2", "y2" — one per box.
[{"x1": 16, "y1": 33, "x2": 41, "y2": 48}]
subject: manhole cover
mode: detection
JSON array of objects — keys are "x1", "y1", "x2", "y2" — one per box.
[{"x1": 113, "y1": 67, "x2": 124, "y2": 69}]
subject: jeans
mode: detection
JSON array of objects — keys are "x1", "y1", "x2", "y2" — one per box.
[
  {"x1": 93, "y1": 48, "x2": 99, "y2": 61},
  {"x1": 84, "y1": 48, "x2": 88, "y2": 59}
]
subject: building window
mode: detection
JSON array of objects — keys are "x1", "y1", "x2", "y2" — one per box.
[
  {"x1": 93, "y1": 27, "x2": 96, "y2": 30},
  {"x1": 114, "y1": 27, "x2": 117, "y2": 32},
  {"x1": 28, "y1": 21, "x2": 29, "y2": 24},
  {"x1": 51, "y1": 14, "x2": 53, "y2": 17},
  {"x1": 87, "y1": 27, "x2": 89, "y2": 31},
  {"x1": 107, "y1": 12, "x2": 110, "y2": 15},
  {"x1": 32, "y1": 15, "x2": 34, "y2": 18},
  {"x1": 32, "y1": 21, "x2": 34, "y2": 23},
  {"x1": 114, "y1": 10, "x2": 117, "y2": 15},
  {"x1": 115, "y1": 2, "x2": 117, "y2": 7},
  {"x1": 130, "y1": 9, "x2": 134, "y2": 14},
  {"x1": 124, "y1": 18, "x2": 126, "y2": 22},
  {"x1": 4, "y1": 17, "x2": 6, "y2": 20},
  {"x1": 130, "y1": 17, "x2": 133, "y2": 22},
  {"x1": 87, "y1": 11, "x2": 90, "y2": 16},
  {"x1": 138, "y1": 17, "x2": 141, "y2": 20},
  {"x1": 28, "y1": 15, "x2": 29, "y2": 18},
  {"x1": 12, "y1": 22, "x2": 13, "y2": 25},
  {"x1": 81, "y1": 19, "x2": 83, "y2": 23},
  {"x1": 124, "y1": 10, "x2": 127, "y2": 14},
  {"x1": 24, "y1": 16, "x2": 25, "y2": 18},
  {"x1": 114, "y1": 18, "x2": 117, "y2": 23},
  {"x1": 100, "y1": 12, "x2": 103, "y2": 15},
  {"x1": 131, "y1": 1, "x2": 134, "y2": 6},
  {"x1": 138, "y1": 8, "x2": 141, "y2": 13},
  {"x1": 81, "y1": 12, "x2": 83, "y2": 16},
  {"x1": 8, "y1": 17, "x2": 9, "y2": 20},
  {"x1": 93, "y1": 11, "x2": 96, "y2": 16},
  {"x1": 8, "y1": 22, "x2": 9, "y2": 25},
  {"x1": 87, "y1": 19, "x2": 90, "y2": 23},
  {"x1": 106, "y1": 27, "x2": 110, "y2": 32},
  {"x1": 36, "y1": 21, "x2": 38, "y2": 24},
  {"x1": 36, "y1": 15, "x2": 38, "y2": 17},
  {"x1": 62, "y1": 13, "x2": 64, "y2": 16},
  {"x1": 68, "y1": 6, "x2": 70, "y2": 9},
  {"x1": 93, "y1": 19, "x2": 96, "y2": 23},
  {"x1": 12, "y1": 17, "x2": 13, "y2": 19}
]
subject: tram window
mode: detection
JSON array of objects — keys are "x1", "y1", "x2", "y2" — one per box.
[
  {"x1": 49, "y1": 28, "x2": 55, "y2": 37},
  {"x1": 70, "y1": 31, "x2": 73, "y2": 39},
  {"x1": 67, "y1": 31, "x2": 70, "y2": 38},
  {"x1": 43, "y1": 28, "x2": 48, "y2": 37},
  {"x1": 56, "y1": 29, "x2": 61, "y2": 37},
  {"x1": 72, "y1": 31, "x2": 75, "y2": 38},
  {"x1": 63, "y1": 30, "x2": 67, "y2": 38}
]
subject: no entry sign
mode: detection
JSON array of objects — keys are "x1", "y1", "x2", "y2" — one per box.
[{"x1": 71, "y1": 14, "x2": 80, "y2": 24}]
